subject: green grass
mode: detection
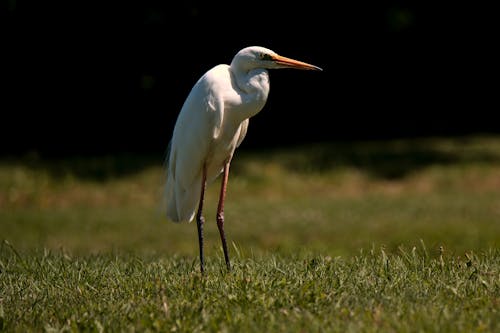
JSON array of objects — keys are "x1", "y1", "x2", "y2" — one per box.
[
  {"x1": 1, "y1": 135, "x2": 500, "y2": 331},
  {"x1": 1, "y1": 244, "x2": 499, "y2": 332}
]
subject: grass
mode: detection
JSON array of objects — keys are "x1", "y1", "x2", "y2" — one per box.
[
  {"x1": 1, "y1": 244, "x2": 499, "y2": 332},
  {"x1": 1, "y1": 135, "x2": 500, "y2": 331}
]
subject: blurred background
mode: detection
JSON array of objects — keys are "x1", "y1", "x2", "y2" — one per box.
[
  {"x1": 2, "y1": 1, "x2": 498, "y2": 156},
  {"x1": 1, "y1": 1, "x2": 499, "y2": 257}
]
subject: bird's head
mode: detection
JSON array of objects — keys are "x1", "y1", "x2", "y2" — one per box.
[{"x1": 231, "y1": 46, "x2": 323, "y2": 72}]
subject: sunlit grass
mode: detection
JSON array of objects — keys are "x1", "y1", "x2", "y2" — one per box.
[
  {"x1": 1, "y1": 243, "x2": 499, "y2": 332},
  {"x1": 1, "y1": 135, "x2": 499, "y2": 257}
]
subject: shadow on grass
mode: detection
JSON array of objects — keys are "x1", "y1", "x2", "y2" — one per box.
[
  {"x1": 236, "y1": 135, "x2": 500, "y2": 180},
  {"x1": 2, "y1": 135, "x2": 500, "y2": 181},
  {"x1": 0, "y1": 153, "x2": 165, "y2": 181}
]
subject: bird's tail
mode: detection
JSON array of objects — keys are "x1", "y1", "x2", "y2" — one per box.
[
  {"x1": 164, "y1": 175, "x2": 198, "y2": 223},
  {"x1": 163, "y1": 141, "x2": 198, "y2": 223},
  {"x1": 164, "y1": 185, "x2": 184, "y2": 223}
]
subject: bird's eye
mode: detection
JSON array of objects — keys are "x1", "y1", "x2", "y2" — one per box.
[{"x1": 259, "y1": 53, "x2": 273, "y2": 61}]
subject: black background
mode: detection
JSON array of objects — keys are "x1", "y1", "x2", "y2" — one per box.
[{"x1": 2, "y1": 1, "x2": 498, "y2": 156}]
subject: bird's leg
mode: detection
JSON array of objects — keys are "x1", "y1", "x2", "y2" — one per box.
[
  {"x1": 196, "y1": 164, "x2": 207, "y2": 274},
  {"x1": 216, "y1": 162, "x2": 231, "y2": 271}
]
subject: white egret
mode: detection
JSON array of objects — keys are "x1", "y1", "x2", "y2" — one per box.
[{"x1": 164, "y1": 46, "x2": 322, "y2": 273}]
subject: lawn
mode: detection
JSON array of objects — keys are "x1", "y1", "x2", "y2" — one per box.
[{"x1": 1, "y1": 135, "x2": 499, "y2": 331}]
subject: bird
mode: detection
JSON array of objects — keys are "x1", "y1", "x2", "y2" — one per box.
[{"x1": 164, "y1": 46, "x2": 322, "y2": 273}]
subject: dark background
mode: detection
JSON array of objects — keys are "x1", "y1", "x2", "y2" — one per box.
[{"x1": 2, "y1": 1, "x2": 498, "y2": 157}]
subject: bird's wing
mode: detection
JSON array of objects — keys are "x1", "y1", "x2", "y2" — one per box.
[
  {"x1": 164, "y1": 66, "x2": 228, "y2": 222},
  {"x1": 236, "y1": 118, "x2": 249, "y2": 148}
]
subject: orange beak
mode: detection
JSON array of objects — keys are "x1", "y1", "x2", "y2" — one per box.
[{"x1": 272, "y1": 54, "x2": 323, "y2": 71}]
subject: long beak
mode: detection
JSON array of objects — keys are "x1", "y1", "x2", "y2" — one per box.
[{"x1": 272, "y1": 54, "x2": 323, "y2": 71}]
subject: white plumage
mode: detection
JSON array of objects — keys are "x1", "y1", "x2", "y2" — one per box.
[{"x1": 163, "y1": 46, "x2": 322, "y2": 272}]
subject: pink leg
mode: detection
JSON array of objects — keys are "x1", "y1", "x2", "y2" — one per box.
[{"x1": 216, "y1": 162, "x2": 231, "y2": 271}]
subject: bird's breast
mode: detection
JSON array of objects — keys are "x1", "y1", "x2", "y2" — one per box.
[{"x1": 205, "y1": 122, "x2": 244, "y2": 183}]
